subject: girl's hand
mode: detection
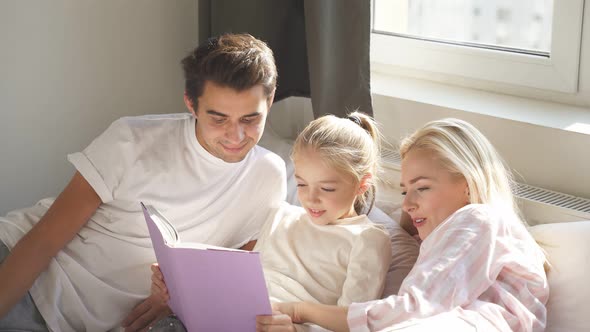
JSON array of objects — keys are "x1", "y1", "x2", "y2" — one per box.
[
  {"x1": 150, "y1": 263, "x2": 169, "y2": 303},
  {"x1": 256, "y1": 310, "x2": 295, "y2": 332}
]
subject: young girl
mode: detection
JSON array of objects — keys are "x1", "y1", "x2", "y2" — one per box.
[
  {"x1": 258, "y1": 118, "x2": 549, "y2": 332},
  {"x1": 149, "y1": 112, "x2": 392, "y2": 331}
]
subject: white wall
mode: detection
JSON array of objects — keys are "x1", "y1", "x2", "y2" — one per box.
[
  {"x1": 0, "y1": 1, "x2": 198, "y2": 215},
  {"x1": 268, "y1": 95, "x2": 590, "y2": 201},
  {"x1": 372, "y1": 95, "x2": 590, "y2": 199}
]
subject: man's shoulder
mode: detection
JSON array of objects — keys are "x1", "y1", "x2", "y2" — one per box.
[
  {"x1": 101, "y1": 113, "x2": 192, "y2": 144},
  {"x1": 113, "y1": 113, "x2": 191, "y2": 129},
  {"x1": 249, "y1": 145, "x2": 287, "y2": 170}
]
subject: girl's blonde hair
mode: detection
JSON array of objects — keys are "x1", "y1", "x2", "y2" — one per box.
[
  {"x1": 399, "y1": 118, "x2": 516, "y2": 214},
  {"x1": 291, "y1": 111, "x2": 381, "y2": 215}
]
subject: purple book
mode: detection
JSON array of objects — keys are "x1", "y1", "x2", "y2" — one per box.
[{"x1": 141, "y1": 203, "x2": 272, "y2": 332}]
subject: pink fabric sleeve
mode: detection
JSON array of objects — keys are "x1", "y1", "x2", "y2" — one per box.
[{"x1": 347, "y1": 205, "x2": 509, "y2": 331}]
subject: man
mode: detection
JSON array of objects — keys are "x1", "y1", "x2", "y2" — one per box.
[{"x1": 0, "y1": 33, "x2": 286, "y2": 332}]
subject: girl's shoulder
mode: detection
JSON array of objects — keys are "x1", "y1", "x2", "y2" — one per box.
[{"x1": 346, "y1": 215, "x2": 391, "y2": 240}]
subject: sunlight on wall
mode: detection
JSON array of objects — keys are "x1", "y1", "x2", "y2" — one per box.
[{"x1": 565, "y1": 122, "x2": 590, "y2": 134}]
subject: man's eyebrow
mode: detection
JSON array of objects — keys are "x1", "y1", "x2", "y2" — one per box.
[
  {"x1": 205, "y1": 110, "x2": 261, "y2": 118},
  {"x1": 399, "y1": 176, "x2": 431, "y2": 187}
]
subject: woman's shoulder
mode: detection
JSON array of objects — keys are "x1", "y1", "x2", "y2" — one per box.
[{"x1": 447, "y1": 204, "x2": 517, "y2": 232}]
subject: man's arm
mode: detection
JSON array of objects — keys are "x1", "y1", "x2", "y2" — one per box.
[{"x1": 0, "y1": 171, "x2": 101, "y2": 317}]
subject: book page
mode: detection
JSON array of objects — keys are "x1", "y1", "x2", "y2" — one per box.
[
  {"x1": 173, "y1": 242, "x2": 248, "y2": 252},
  {"x1": 145, "y1": 205, "x2": 178, "y2": 245}
]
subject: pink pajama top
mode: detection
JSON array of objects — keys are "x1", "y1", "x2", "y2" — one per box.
[{"x1": 348, "y1": 204, "x2": 549, "y2": 332}]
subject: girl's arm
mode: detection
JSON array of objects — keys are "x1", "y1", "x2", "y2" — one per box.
[{"x1": 0, "y1": 172, "x2": 101, "y2": 317}]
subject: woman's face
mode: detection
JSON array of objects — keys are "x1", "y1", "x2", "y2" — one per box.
[{"x1": 400, "y1": 148, "x2": 470, "y2": 240}]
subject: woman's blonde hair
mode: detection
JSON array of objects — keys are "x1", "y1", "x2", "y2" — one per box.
[
  {"x1": 399, "y1": 118, "x2": 550, "y2": 270},
  {"x1": 399, "y1": 118, "x2": 516, "y2": 214},
  {"x1": 291, "y1": 111, "x2": 382, "y2": 215}
]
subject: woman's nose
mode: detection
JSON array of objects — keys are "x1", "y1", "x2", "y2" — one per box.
[{"x1": 402, "y1": 192, "x2": 416, "y2": 213}]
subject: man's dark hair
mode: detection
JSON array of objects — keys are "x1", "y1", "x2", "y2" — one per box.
[{"x1": 181, "y1": 33, "x2": 277, "y2": 109}]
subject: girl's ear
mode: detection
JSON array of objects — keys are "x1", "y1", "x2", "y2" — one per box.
[{"x1": 357, "y1": 174, "x2": 373, "y2": 195}]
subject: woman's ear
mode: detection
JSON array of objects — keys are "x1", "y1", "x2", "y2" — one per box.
[
  {"x1": 357, "y1": 174, "x2": 373, "y2": 195},
  {"x1": 464, "y1": 184, "x2": 471, "y2": 204}
]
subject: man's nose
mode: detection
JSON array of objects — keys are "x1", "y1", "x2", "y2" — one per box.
[{"x1": 226, "y1": 122, "x2": 245, "y2": 143}]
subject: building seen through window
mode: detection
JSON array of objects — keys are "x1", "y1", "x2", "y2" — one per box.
[{"x1": 373, "y1": 0, "x2": 553, "y2": 55}]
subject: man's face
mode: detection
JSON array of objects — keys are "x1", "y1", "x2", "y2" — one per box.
[{"x1": 186, "y1": 81, "x2": 273, "y2": 163}]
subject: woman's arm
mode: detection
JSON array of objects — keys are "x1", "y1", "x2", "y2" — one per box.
[
  {"x1": 298, "y1": 302, "x2": 349, "y2": 332},
  {"x1": 259, "y1": 302, "x2": 349, "y2": 332},
  {"x1": 0, "y1": 172, "x2": 101, "y2": 317}
]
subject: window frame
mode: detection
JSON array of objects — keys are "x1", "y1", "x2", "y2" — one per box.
[{"x1": 370, "y1": 0, "x2": 585, "y2": 93}]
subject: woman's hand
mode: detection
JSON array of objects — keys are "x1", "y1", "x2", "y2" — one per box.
[
  {"x1": 256, "y1": 310, "x2": 296, "y2": 332},
  {"x1": 272, "y1": 302, "x2": 302, "y2": 323},
  {"x1": 255, "y1": 302, "x2": 304, "y2": 331}
]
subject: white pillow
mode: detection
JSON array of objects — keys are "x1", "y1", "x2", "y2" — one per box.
[
  {"x1": 258, "y1": 126, "x2": 299, "y2": 205},
  {"x1": 529, "y1": 221, "x2": 590, "y2": 332}
]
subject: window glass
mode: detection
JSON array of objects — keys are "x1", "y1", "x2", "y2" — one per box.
[{"x1": 373, "y1": 0, "x2": 553, "y2": 55}]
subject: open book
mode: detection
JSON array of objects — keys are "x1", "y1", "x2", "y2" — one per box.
[{"x1": 141, "y1": 203, "x2": 271, "y2": 331}]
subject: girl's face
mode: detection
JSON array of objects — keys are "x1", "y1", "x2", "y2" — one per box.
[
  {"x1": 294, "y1": 148, "x2": 364, "y2": 225},
  {"x1": 400, "y1": 148, "x2": 470, "y2": 240}
]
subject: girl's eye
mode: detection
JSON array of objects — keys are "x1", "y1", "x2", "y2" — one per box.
[
  {"x1": 296, "y1": 184, "x2": 306, "y2": 187},
  {"x1": 417, "y1": 187, "x2": 429, "y2": 192},
  {"x1": 322, "y1": 188, "x2": 335, "y2": 192},
  {"x1": 401, "y1": 191, "x2": 407, "y2": 196},
  {"x1": 212, "y1": 118, "x2": 225, "y2": 124}
]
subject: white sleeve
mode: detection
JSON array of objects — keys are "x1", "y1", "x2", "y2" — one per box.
[
  {"x1": 67, "y1": 118, "x2": 135, "y2": 203},
  {"x1": 241, "y1": 151, "x2": 287, "y2": 243},
  {"x1": 337, "y1": 225, "x2": 392, "y2": 306}
]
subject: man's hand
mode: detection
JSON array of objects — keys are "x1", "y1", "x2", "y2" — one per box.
[
  {"x1": 121, "y1": 293, "x2": 171, "y2": 331},
  {"x1": 150, "y1": 263, "x2": 170, "y2": 303}
]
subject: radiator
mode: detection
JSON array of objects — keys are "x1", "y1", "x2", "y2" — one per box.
[{"x1": 380, "y1": 150, "x2": 590, "y2": 225}]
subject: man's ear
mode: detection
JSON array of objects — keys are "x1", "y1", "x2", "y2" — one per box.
[
  {"x1": 184, "y1": 93, "x2": 197, "y2": 117},
  {"x1": 266, "y1": 88, "x2": 276, "y2": 110},
  {"x1": 357, "y1": 174, "x2": 373, "y2": 195}
]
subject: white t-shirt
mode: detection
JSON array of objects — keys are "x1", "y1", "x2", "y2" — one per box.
[
  {"x1": 0, "y1": 113, "x2": 287, "y2": 332},
  {"x1": 254, "y1": 203, "x2": 392, "y2": 307}
]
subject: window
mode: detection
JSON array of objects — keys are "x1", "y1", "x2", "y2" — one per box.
[{"x1": 371, "y1": 0, "x2": 584, "y2": 93}]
